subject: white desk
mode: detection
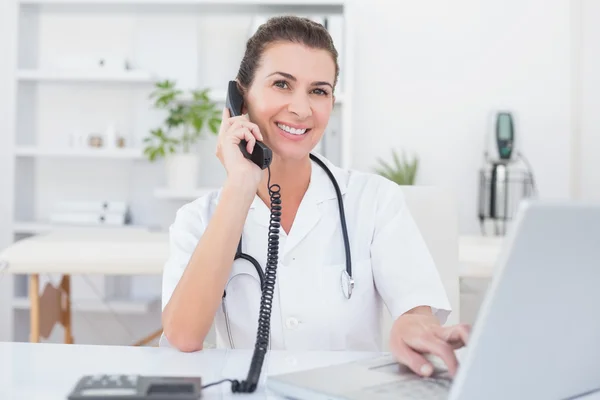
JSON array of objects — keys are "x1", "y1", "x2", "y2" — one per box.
[
  {"x1": 1, "y1": 342, "x2": 599, "y2": 400},
  {"x1": 0, "y1": 342, "x2": 377, "y2": 400}
]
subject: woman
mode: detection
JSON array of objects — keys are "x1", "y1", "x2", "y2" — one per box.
[{"x1": 161, "y1": 15, "x2": 470, "y2": 378}]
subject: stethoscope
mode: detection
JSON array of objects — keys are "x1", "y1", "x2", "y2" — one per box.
[{"x1": 221, "y1": 154, "x2": 353, "y2": 348}]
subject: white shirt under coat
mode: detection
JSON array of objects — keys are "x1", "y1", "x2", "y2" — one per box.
[{"x1": 161, "y1": 154, "x2": 451, "y2": 351}]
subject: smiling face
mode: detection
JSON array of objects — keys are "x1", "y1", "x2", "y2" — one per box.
[{"x1": 242, "y1": 41, "x2": 336, "y2": 162}]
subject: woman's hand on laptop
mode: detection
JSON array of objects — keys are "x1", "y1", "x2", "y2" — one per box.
[{"x1": 389, "y1": 306, "x2": 470, "y2": 378}]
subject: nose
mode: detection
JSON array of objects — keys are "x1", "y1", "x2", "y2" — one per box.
[{"x1": 287, "y1": 91, "x2": 312, "y2": 120}]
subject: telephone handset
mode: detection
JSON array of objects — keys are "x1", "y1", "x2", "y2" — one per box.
[{"x1": 225, "y1": 81, "x2": 272, "y2": 170}]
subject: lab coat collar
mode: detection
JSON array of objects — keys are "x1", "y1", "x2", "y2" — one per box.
[
  {"x1": 248, "y1": 153, "x2": 348, "y2": 211},
  {"x1": 212, "y1": 154, "x2": 348, "y2": 245},
  {"x1": 248, "y1": 153, "x2": 348, "y2": 256}
]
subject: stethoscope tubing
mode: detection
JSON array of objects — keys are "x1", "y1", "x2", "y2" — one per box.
[{"x1": 221, "y1": 154, "x2": 353, "y2": 348}]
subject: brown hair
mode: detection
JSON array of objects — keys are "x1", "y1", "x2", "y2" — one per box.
[{"x1": 236, "y1": 16, "x2": 339, "y2": 92}]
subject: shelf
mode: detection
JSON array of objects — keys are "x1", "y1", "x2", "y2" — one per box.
[
  {"x1": 17, "y1": 0, "x2": 344, "y2": 14},
  {"x1": 12, "y1": 295, "x2": 160, "y2": 314},
  {"x1": 12, "y1": 221, "x2": 157, "y2": 235},
  {"x1": 153, "y1": 187, "x2": 219, "y2": 200},
  {"x1": 17, "y1": 69, "x2": 157, "y2": 84},
  {"x1": 15, "y1": 146, "x2": 145, "y2": 160},
  {"x1": 19, "y1": 0, "x2": 344, "y2": 6}
]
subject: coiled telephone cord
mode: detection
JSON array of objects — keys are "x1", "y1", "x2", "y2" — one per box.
[{"x1": 209, "y1": 165, "x2": 281, "y2": 393}]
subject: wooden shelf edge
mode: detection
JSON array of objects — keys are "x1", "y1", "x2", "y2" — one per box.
[{"x1": 153, "y1": 187, "x2": 220, "y2": 200}]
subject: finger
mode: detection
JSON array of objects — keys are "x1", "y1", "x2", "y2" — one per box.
[
  {"x1": 241, "y1": 120, "x2": 263, "y2": 142},
  {"x1": 239, "y1": 127, "x2": 256, "y2": 154},
  {"x1": 419, "y1": 335, "x2": 460, "y2": 376},
  {"x1": 246, "y1": 131, "x2": 256, "y2": 154},
  {"x1": 222, "y1": 107, "x2": 230, "y2": 120},
  {"x1": 435, "y1": 324, "x2": 470, "y2": 349},
  {"x1": 391, "y1": 337, "x2": 435, "y2": 377},
  {"x1": 229, "y1": 119, "x2": 263, "y2": 142}
]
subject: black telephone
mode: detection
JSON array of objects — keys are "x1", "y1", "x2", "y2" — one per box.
[
  {"x1": 218, "y1": 80, "x2": 282, "y2": 394},
  {"x1": 225, "y1": 80, "x2": 273, "y2": 170}
]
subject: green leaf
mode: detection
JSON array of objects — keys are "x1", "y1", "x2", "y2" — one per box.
[
  {"x1": 208, "y1": 118, "x2": 220, "y2": 134},
  {"x1": 373, "y1": 149, "x2": 419, "y2": 185},
  {"x1": 150, "y1": 128, "x2": 163, "y2": 138},
  {"x1": 144, "y1": 81, "x2": 223, "y2": 161}
]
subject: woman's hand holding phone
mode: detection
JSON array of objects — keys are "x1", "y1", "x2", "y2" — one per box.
[{"x1": 216, "y1": 107, "x2": 264, "y2": 190}]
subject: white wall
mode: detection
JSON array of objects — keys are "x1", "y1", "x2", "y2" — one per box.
[
  {"x1": 349, "y1": 0, "x2": 574, "y2": 234},
  {"x1": 579, "y1": 0, "x2": 600, "y2": 201}
]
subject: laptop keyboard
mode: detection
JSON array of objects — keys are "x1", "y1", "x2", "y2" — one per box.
[{"x1": 355, "y1": 376, "x2": 452, "y2": 400}]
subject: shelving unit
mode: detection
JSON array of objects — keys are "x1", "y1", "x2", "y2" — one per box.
[
  {"x1": 153, "y1": 187, "x2": 219, "y2": 201},
  {"x1": 4, "y1": 0, "x2": 354, "y2": 343},
  {"x1": 12, "y1": 220, "x2": 153, "y2": 235},
  {"x1": 15, "y1": 146, "x2": 145, "y2": 159},
  {"x1": 17, "y1": 69, "x2": 157, "y2": 83}
]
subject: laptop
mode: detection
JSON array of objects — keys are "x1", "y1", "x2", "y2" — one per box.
[{"x1": 266, "y1": 200, "x2": 600, "y2": 400}]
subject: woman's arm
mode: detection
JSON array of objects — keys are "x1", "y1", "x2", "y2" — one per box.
[
  {"x1": 161, "y1": 177, "x2": 256, "y2": 352},
  {"x1": 162, "y1": 109, "x2": 265, "y2": 352},
  {"x1": 370, "y1": 178, "x2": 470, "y2": 375}
]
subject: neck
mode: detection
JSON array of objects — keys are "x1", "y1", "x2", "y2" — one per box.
[{"x1": 257, "y1": 154, "x2": 312, "y2": 203}]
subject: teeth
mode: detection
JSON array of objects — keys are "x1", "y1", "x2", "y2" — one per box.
[{"x1": 277, "y1": 123, "x2": 307, "y2": 135}]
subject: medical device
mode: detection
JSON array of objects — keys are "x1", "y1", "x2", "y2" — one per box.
[
  {"x1": 478, "y1": 111, "x2": 537, "y2": 235},
  {"x1": 205, "y1": 80, "x2": 352, "y2": 394}
]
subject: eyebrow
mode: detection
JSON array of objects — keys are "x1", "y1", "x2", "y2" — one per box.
[{"x1": 267, "y1": 71, "x2": 333, "y2": 89}]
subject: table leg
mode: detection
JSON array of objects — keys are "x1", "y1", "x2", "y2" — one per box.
[
  {"x1": 29, "y1": 274, "x2": 40, "y2": 343},
  {"x1": 133, "y1": 329, "x2": 163, "y2": 346},
  {"x1": 60, "y1": 275, "x2": 74, "y2": 344}
]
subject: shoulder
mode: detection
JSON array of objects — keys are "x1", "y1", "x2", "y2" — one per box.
[
  {"x1": 348, "y1": 169, "x2": 403, "y2": 198},
  {"x1": 169, "y1": 188, "x2": 222, "y2": 236},
  {"x1": 316, "y1": 154, "x2": 406, "y2": 210}
]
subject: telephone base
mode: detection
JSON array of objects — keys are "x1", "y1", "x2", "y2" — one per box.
[{"x1": 67, "y1": 374, "x2": 203, "y2": 400}]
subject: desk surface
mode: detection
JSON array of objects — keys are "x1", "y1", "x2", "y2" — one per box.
[
  {"x1": 1, "y1": 342, "x2": 599, "y2": 400},
  {"x1": 0, "y1": 342, "x2": 377, "y2": 399}
]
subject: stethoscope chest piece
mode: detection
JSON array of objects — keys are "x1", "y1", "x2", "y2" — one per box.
[{"x1": 341, "y1": 270, "x2": 354, "y2": 299}]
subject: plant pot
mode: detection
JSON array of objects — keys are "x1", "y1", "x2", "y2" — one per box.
[{"x1": 165, "y1": 153, "x2": 200, "y2": 191}]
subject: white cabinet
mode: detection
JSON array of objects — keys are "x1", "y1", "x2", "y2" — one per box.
[{"x1": 458, "y1": 235, "x2": 502, "y2": 325}]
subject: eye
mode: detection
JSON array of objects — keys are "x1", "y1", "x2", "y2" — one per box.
[
  {"x1": 312, "y1": 88, "x2": 329, "y2": 96},
  {"x1": 274, "y1": 80, "x2": 289, "y2": 89}
]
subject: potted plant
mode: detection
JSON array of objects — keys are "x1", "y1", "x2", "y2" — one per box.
[
  {"x1": 143, "y1": 79, "x2": 221, "y2": 191},
  {"x1": 374, "y1": 149, "x2": 419, "y2": 185}
]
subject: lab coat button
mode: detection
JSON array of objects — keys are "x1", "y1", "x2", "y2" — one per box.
[{"x1": 285, "y1": 317, "x2": 299, "y2": 329}]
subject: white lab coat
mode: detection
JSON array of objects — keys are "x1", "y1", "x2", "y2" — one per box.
[{"x1": 161, "y1": 154, "x2": 451, "y2": 351}]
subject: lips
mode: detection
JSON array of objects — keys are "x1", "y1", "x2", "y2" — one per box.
[
  {"x1": 274, "y1": 122, "x2": 312, "y2": 142},
  {"x1": 276, "y1": 122, "x2": 310, "y2": 135}
]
